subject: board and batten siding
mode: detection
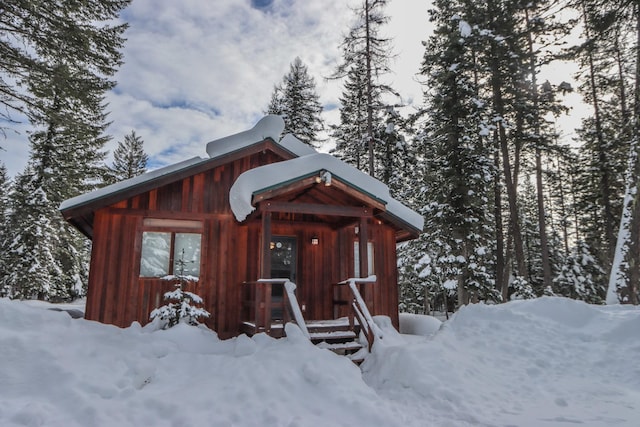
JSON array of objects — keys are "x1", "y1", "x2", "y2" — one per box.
[{"x1": 85, "y1": 150, "x2": 401, "y2": 338}]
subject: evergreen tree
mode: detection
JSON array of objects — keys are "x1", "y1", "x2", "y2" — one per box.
[
  {"x1": 416, "y1": 0, "x2": 498, "y2": 307},
  {"x1": 330, "y1": 0, "x2": 399, "y2": 178},
  {"x1": 0, "y1": 163, "x2": 12, "y2": 297},
  {"x1": 0, "y1": 0, "x2": 131, "y2": 138},
  {"x1": 18, "y1": 62, "x2": 112, "y2": 301},
  {"x1": 27, "y1": 62, "x2": 113, "y2": 205},
  {"x1": 379, "y1": 105, "x2": 412, "y2": 195},
  {"x1": 486, "y1": 0, "x2": 530, "y2": 290},
  {"x1": 568, "y1": 0, "x2": 640, "y2": 304},
  {"x1": 149, "y1": 252, "x2": 210, "y2": 329},
  {"x1": 554, "y1": 240, "x2": 605, "y2": 304},
  {"x1": 331, "y1": 59, "x2": 370, "y2": 171},
  {"x1": 266, "y1": 57, "x2": 324, "y2": 147},
  {"x1": 1, "y1": 167, "x2": 63, "y2": 299},
  {"x1": 570, "y1": 0, "x2": 629, "y2": 272},
  {"x1": 521, "y1": 1, "x2": 573, "y2": 293},
  {"x1": 108, "y1": 130, "x2": 149, "y2": 183},
  {"x1": 1, "y1": 0, "x2": 130, "y2": 301}
]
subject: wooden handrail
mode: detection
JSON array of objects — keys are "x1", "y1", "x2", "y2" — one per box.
[
  {"x1": 283, "y1": 280, "x2": 310, "y2": 339},
  {"x1": 338, "y1": 275, "x2": 382, "y2": 351},
  {"x1": 244, "y1": 279, "x2": 309, "y2": 338}
]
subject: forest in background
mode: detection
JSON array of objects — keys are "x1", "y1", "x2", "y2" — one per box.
[{"x1": 1, "y1": 0, "x2": 638, "y2": 312}]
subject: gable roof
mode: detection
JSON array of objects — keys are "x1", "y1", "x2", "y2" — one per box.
[
  {"x1": 60, "y1": 115, "x2": 423, "y2": 239},
  {"x1": 59, "y1": 156, "x2": 207, "y2": 213},
  {"x1": 60, "y1": 117, "x2": 303, "y2": 237}
]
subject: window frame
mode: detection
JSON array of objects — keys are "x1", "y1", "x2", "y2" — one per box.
[
  {"x1": 139, "y1": 218, "x2": 204, "y2": 279},
  {"x1": 353, "y1": 240, "x2": 375, "y2": 277}
]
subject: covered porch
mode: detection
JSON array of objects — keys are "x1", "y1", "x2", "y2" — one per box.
[
  {"x1": 228, "y1": 153, "x2": 422, "y2": 352},
  {"x1": 233, "y1": 169, "x2": 408, "y2": 353}
]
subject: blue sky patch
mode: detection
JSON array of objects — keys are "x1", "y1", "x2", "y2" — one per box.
[{"x1": 250, "y1": 0, "x2": 273, "y2": 10}]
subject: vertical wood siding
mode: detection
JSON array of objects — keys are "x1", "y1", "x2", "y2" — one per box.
[{"x1": 86, "y1": 150, "x2": 401, "y2": 336}]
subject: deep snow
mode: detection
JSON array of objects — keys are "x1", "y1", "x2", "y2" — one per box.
[{"x1": 1, "y1": 297, "x2": 638, "y2": 427}]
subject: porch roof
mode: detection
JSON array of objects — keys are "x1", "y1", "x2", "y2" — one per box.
[{"x1": 229, "y1": 153, "x2": 424, "y2": 239}]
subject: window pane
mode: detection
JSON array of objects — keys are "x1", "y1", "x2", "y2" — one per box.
[
  {"x1": 354, "y1": 241, "x2": 375, "y2": 277},
  {"x1": 174, "y1": 233, "x2": 201, "y2": 278},
  {"x1": 140, "y1": 232, "x2": 171, "y2": 277}
]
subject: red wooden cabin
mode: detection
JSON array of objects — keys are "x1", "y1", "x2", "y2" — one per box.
[{"x1": 60, "y1": 116, "x2": 423, "y2": 341}]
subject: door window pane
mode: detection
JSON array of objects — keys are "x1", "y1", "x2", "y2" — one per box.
[
  {"x1": 140, "y1": 232, "x2": 171, "y2": 277},
  {"x1": 174, "y1": 233, "x2": 201, "y2": 278}
]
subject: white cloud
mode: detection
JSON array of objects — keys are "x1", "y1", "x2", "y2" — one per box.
[
  {"x1": 102, "y1": 0, "x2": 361, "y2": 170},
  {"x1": 2, "y1": 0, "x2": 431, "y2": 177}
]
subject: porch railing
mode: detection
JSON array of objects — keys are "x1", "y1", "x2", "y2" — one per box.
[
  {"x1": 242, "y1": 276, "x2": 381, "y2": 352},
  {"x1": 242, "y1": 278, "x2": 309, "y2": 338},
  {"x1": 337, "y1": 275, "x2": 383, "y2": 351}
]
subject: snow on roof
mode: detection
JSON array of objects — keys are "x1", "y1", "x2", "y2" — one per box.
[
  {"x1": 59, "y1": 156, "x2": 206, "y2": 211},
  {"x1": 385, "y1": 198, "x2": 425, "y2": 232},
  {"x1": 279, "y1": 134, "x2": 318, "y2": 157},
  {"x1": 60, "y1": 116, "x2": 305, "y2": 214},
  {"x1": 229, "y1": 153, "x2": 424, "y2": 231},
  {"x1": 60, "y1": 115, "x2": 423, "y2": 233},
  {"x1": 205, "y1": 115, "x2": 285, "y2": 159}
]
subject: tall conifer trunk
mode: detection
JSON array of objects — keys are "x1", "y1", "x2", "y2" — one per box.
[
  {"x1": 488, "y1": 35, "x2": 527, "y2": 280},
  {"x1": 365, "y1": 0, "x2": 375, "y2": 177},
  {"x1": 494, "y1": 132, "x2": 507, "y2": 300},
  {"x1": 525, "y1": 7, "x2": 552, "y2": 290},
  {"x1": 626, "y1": 3, "x2": 640, "y2": 305},
  {"x1": 581, "y1": 2, "x2": 616, "y2": 264}
]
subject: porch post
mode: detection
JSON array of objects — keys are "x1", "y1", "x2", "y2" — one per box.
[
  {"x1": 260, "y1": 211, "x2": 272, "y2": 333},
  {"x1": 261, "y1": 211, "x2": 272, "y2": 278}
]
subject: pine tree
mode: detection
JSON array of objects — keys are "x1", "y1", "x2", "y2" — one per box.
[
  {"x1": 521, "y1": 1, "x2": 572, "y2": 292},
  {"x1": 567, "y1": 0, "x2": 640, "y2": 304},
  {"x1": 27, "y1": 62, "x2": 113, "y2": 205},
  {"x1": 330, "y1": 0, "x2": 399, "y2": 178},
  {"x1": 149, "y1": 251, "x2": 210, "y2": 329},
  {"x1": 20, "y1": 62, "x2": 112, "y2": 301},
  {"x1": 570, "y1": 0, "x2": 629, "y2": 272},
  {"x1": 1, "y1": 0, "x2": 130, "y2": 301},
  {"x1": 415, "y1": 0, "x2": 499, "y2": 307},
  {"x1": 0, "y1": 0, "x2": 131, "y2": 139},
  {"x1": 266, "y1": 57, "x2": 324, "y2": 146},
  {"x1": 0, "y1": 163, "x2": 12, "y2": 297},
  {"x1": 108, "y1": 130, "x2": 149, "y2": 183},
  {"x1": 554, "y1": 240, "x2": 605, "y2": 304},
  {"x1": 331, "y1": 59, "x2": 370, "y2": 171},
  {"x1": 1, "y1": 167, "x2": 63, "y2": 299}
]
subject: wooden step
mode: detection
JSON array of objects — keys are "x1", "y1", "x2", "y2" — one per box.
[
  {"x1": 309, "y1": 329, "x2": 357, "y2": 344},
  {"x1": 315, "y1": 340, "x2": 362, "y2": 352},
  {"x1": 316, "y1": 339, "x2": 365, "y2": 364}
]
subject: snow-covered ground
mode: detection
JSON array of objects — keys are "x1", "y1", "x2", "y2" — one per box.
[{"x1": 1, "y1": 297, "x2": 638, "y2": 427}]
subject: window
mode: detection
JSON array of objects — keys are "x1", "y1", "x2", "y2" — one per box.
[
  {"x1": 353, "y1": 241, "x2": 375, "y2": 277},
  {"x1": 139, "y1": 219, "x2": 202, "y2": 278}
]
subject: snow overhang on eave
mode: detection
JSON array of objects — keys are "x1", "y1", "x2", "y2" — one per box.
[
  {"x1": 206, "y1": 115, "x2": 286, "y2": 159},
  {"x1": 230, "y1": 153, "x2": 388, "y2": 221},
  {"x1": 229, "y1": 153, "x2": 424, "y2": 235},
  {"x1": 60, "y1": 156, "x2": 208, "y2": 215}
]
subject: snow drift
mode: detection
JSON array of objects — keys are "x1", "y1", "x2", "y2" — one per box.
[{"x1": 1, "y1": 297, "x2": 638, "y2": 427}]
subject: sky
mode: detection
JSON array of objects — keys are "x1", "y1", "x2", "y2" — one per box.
[
  {"x1": 2, "y1": 296, "x2": 638, "y2": 426},
  {"x1": 1, "y1": 0, "x2": 585, "y2": 179},
  {"x1": 1, "y1": 0, "x2": 430, "y2": 177}
]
